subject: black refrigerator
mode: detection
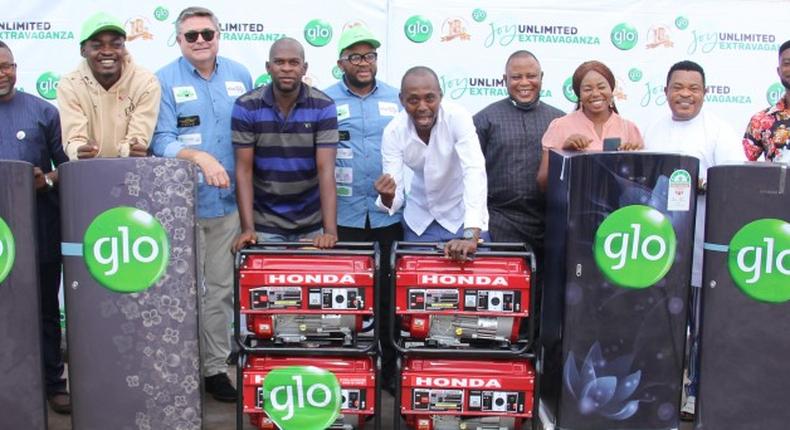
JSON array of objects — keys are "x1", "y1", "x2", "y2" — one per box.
[
  {"x1": 540, "y1": 150, "x2": 699, "y2": 430},
  {"x1": 696, "y1": 162, "x2": 789, "y2": 430}
]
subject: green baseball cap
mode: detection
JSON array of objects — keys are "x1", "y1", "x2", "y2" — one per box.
[
  {"x1": 80, "y1": 12, "x2": 126, "y2": 44},
  {"x1": 337, "y1": 25, "x2": 381, "y2": 56}
]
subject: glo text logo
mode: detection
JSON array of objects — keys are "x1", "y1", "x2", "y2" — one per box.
[
  {"x1": 304, "y1": 19, "x2": 333, "y2": 47},
  {"x1": 728, "y1": 219, "x2": 790, "y2": 303},
  {"x1": 404, "y1": 15, "x2": 433, "y2": 43},
  {"x1": 83, "y1": 207, "x2": 169, "y2": 293},
  {"x1": 263, "y1": 366, "x2": 341, "y2": 430},
  {"x1": 611, "y1": 23, "x2": 638, "y2": 50},
  {"x1": 593, "y1": 205, "x2": 677, "y2": 289},
  {"x1": 0, "y1": 217, "x2": 15, "y2": 284}
]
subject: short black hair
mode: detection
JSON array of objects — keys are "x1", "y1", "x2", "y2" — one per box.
[
  {"x1": 780, "y1": 40, "x2": 790, "y2": 57},
  {"x1": 505, "y1": 50, "x2": 539, "y2": 70},
  {"x1": 666, "y1": 60, "x2": 706, "y2": 87},
  {"x1": 401, "y1": 66, "x2": 440, "y2": 91},
  {"x1": 269, "y1": 37, "x2": 305, "y2": 61}
]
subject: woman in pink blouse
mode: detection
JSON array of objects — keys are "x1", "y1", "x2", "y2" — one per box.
[{"x1": 537, "y1": 60, "x2": 644, "y2": 190}]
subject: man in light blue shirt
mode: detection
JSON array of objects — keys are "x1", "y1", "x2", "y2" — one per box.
[
  {"x1": 323, "y1": 25, "x2": 402, "y2": 393},
  {"x1": 150, "y1": 6, "x2": 251, "y2": 403}
]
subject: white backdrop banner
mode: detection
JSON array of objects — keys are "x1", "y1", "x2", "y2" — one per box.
[{"x1": 1, "y1": 0, "x2": 788, "y2": 134}]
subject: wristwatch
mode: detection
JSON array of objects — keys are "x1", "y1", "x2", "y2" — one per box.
[
  {"x1": 463, "y1": 228, "x2": 477, "y2": 241},
  {"x1": 44, "y1": 174, "x2": 54, "y2": 189}
]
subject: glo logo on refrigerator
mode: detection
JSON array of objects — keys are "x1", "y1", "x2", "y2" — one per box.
[
  {"x1": 83, "y1": 207, "x2": 169, "y2": 293},
  {"x1": 0, "y1": 217, "x2": 15, "y2": 283},
  {"x1": 593, "y1": 205, "x2": 677, "y2": 289},
  {"x1": 728, "y1": 218, "x2": 790, "y2": 303},
  {"x1": 263, "y1": 366, "x2": 341, "y2": 430}
]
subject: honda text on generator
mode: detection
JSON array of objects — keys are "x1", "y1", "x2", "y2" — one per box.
[
  {"x1": 234, "y1": 242, "x2": 380, "y2": 430},
  {"x1": 391, "y1": 242, "x2": 538, "y2": 430}
]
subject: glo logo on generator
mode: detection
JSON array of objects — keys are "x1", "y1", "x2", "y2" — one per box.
[{"x1": 728, "y1": 218, "x2": 790, "y2": 303}]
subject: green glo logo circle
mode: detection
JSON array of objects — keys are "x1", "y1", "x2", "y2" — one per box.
[
  {"x1": 611, "y1": 23, "x2": 638, "y2": 50},
  {"x1": 36, "y1": 72, "x2": 60, "y2": 100},
  {"x1": 0, "y1": 217, "x2": 15, "y2": 284},
  {"x1": 472, "y1": 8, "x2": 487, "y2": 23},
  {"x1": 562, "y1": 76, "x2": 577, "y2": 103},
  {"x1": 628, "y1": 68, "x2": 643, "y2": 82},
  {"x1": 304, "y1": 19, "x2": 333, "y2": 47},
  {"x1": 255, "y1": 74, "x2": 272, "y2": 88},
  {"x1": 153, "y1": 6, "x2": 169, "y2": 21},
  {"x1": 766, "y1": 82, "x2": 785, "y2": 106},
  {"x1": 331, "y1": 65, "x2": 343, "y2": 80},
  {"x1": 404, "y1": 15, "x2": 433, "y2": 43},
  {"x1": 83, "y1": 207, "x2": 169, "y2": 293},
  {"x1": 593, "y1": 205, "x2": 677, "y2": 289},
  {"x1": 674, "y1": 16, "x2": 689, "y2": 30},
  {"x1": 263, "y1": 366, "x2": 341, "y2": 430},
  {"x1": 728, "y1": 218, "x2": 790, "y2": 303}
]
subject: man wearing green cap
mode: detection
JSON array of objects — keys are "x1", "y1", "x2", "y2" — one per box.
[
  {"x1": 57, "y1": 11, "x2": 160, "y2": 160},
  {"x1": 324, "y1": 25, "x2": 402, "y2": 393}
]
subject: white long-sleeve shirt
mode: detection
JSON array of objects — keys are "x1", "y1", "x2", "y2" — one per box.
[
  {"x1": 377, "y1": 101, "x2": 489, "y2": 235},
  {"x1": 644, "y1": 110, "x2": 746, "y2": 286}
]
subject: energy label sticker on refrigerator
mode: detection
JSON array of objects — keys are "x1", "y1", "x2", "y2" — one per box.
[{"x1": 667, "y1": 170, "x2": 692, "y2": 211}]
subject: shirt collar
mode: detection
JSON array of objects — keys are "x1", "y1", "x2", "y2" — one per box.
[
  {"x1": 340, "y1": 75, "x2": 378, "y2": 98},
  {"x1": 262, "y1": 81, "x2": 308, "y2": 106}
]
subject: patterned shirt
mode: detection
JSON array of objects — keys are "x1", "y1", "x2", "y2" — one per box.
[
  {"x1": 473, "y1": 98, "x2": 563, "y2": 245},
  {"x1": 323, "y1": 78, "x2": 402, "y2": 229},
  {"x1": 232, "y1": 83, "x2": 338, "y2": 234},
  {"x1": 743, "y1": 96, "x2": 790, "y2": 162}
]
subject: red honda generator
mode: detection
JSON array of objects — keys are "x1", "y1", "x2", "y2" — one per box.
[
  {"x1": 236, "y1": 243, "x2": 378, "y2": 351},
  {"x1": 243, "y1": 355, "x2": 376, "y2": 429},
  {"x1": 399, "y1": 357, "x2": 536, "y2": 430},
  {"x1": 392, "y1": 243, "x2": 535, "y2": 352}
]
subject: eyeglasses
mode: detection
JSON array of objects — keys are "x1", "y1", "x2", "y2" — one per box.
[
  {"x1": 340, "y1": 52, "x2": 377, "y2": 65},
  {"x1": 0, "y1": 63, "x2": 16, "y2": 74},
  {"x1": 183, "y1": 29, "x2": 216, "y2": 43}
]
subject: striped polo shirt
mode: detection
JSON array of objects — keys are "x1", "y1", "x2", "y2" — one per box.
[{"x1": 232, "y1": 83, "x2": 338, "y2": 234}]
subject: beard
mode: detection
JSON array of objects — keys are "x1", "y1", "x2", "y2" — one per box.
[{"x1": 782, "y1": 76, "x2": 790, "y2": 90}]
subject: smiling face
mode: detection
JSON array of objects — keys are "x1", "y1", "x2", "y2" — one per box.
[
  {"x1": 505, "y1": 55, "x2": 542, "y2": 104},
  {"x1": 81, "y1": 31, "x2": 126, "y2": 85},
  {"x1": 176, "y1": 16, "x2": 219, "y2": 67},
  {"x1": 665, "y1": 69, "x2": 705, "y2": 121},
  {"x1": 400, "y1": 72, "x2": 442, "y2": 136},
  {"x1": 0, "y1": 47, "x2": 16, "y2": 101},
  {"x1": 579, "y1": 70, "x2": 613, "y2": 116}
]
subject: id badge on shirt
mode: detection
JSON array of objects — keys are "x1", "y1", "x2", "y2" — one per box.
[
  {"x1": 337, "y1": 104, "x2": 351, "y2": 122},
  {"x1": 178, "y1": 133, "x2": 202, "y2": 146},
  {"x1": 173, "y1": 86, "x2": 198, "y2": 103},
  {"x1": 226, "y1": 81, "x2": 246, "y2": 97}
]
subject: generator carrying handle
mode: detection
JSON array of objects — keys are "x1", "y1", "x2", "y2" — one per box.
[
  {"x1": 393, "y1": 241, "x2": 536, "y2": 273},
  {"x1": 238, "y1": 241, "x2": 377, "y2": 258},
  {"x1": 238, "y1": 335, "x2": 378, "y2": 356}
]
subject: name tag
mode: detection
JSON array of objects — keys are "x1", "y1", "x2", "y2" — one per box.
[
  {"x1": 173, "y1": 86, "x2": 198, "y2": 103},
  {"x1": 177, "y1": 133, "x2": 202, "y2": 146},
  {"x1": 378, "y1": 101, "x2": 398, "y2": 117},
  {"x1": 335, "y1": 166, "x2": 353, "y2": 184},
  {"x1": 177, "y1": 115, "x2": 200, "y2": 128},
  {"x1": 338, "y1": 130, "x2": 350, "y2": 141},
  {"x1": 337, "y1": 148, "x2": 353, "y2": 159},
  {"x1": 337, "y1": 104, "x2": 351, "y2": 122},
  {"x1": 226, "y1": 81, "x2": 246, "y2": 97}
]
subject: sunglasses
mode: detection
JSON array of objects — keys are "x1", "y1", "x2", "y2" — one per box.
[{"x1": 183, "y1": 29, "x2": 216, "y2": 43}]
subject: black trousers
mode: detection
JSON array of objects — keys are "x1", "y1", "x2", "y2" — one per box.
[
  {"x1": 337, "y1": 220, "x2": 403, "y2": 387},
  {"x1": 40, "y1": 261, "x2": 66, "y2": 395}
]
